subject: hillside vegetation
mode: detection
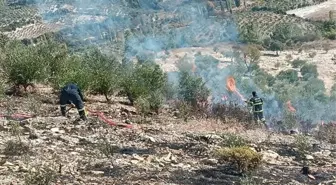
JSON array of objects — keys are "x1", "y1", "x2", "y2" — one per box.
[{"x1": 0, "y1": 0, "x2": 335, "y2": 184}]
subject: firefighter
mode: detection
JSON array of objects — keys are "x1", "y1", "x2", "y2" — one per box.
[
  {"x1": 246, "y1": 91, "x2": 266, "y2": 124},
  {"x1": 59, "y1": 83, "x2": 87, "y2": 121}
]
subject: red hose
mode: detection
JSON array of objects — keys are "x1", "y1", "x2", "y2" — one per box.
[
  {"x1": 87, "y1": 109, "x2": 133, "y2": 129},
  {"x1": 0, "y1": 109, "x2": 133, "y2": 129},
  {"x1": 0, "y1": 113, "x2": 35, "y2": 121}
]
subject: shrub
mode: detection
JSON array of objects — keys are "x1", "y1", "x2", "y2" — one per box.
[
  {"x1": 178, "y1": 71, "x2": 210, "y2": 107},
  {"x1": 276, "y1": 69, "x2": 299, "y2": 83},
  {"x1": 1, "y1": 42, "x2": 49, "y2": 91},
  {"x1": 53, "y1": 55, "x2": 91, "y2": 92},
  {"x1": 294, "y1": 135, "x2": 311, "y2": 158},
  {"x1": 121, "y1": 62, "x2": 167, "y2": 113},
  {"x1": 239, "y1": 22, "x2": 261, "y2": 44},
  {"x1": 176, "y1": 55, "x2": 194, "y2": 72},
  {"x1": 212, "y1": 103, "x2": 253, "y2": 124},
  {"x1": 97, "y1": 138, "x2": 120, "y2": 158},
  {"x1": 4, "y1": 140, "x2": 30, "y2": 156},
  {"x1": 291, "y1": 59, "x2": 307, "y2": 68},
  {"x1": 221, "y1": 133, "x2": 247, "y2": 148},
  {"x1": 24, "y1": 165, "x2": 58, "y2": 185},
  {"x1": 194, "y1": 54, "x2": 219, "y2": 71},
  {"x1": 271, "y1": 23, "x2": 303, "y2": 45},
  {"x1": 253, "y1": 69, "x2": 276, "y2": 87},
  {"x1": 263, "y1": 38, "x2": 284, "y2": 54},
  {"x1": 300, "y1": 64, "x2": 318, "y2": 80},
  {"x1": 315, "y1": 122, "x2": 336, "y2": 144},
  {"x1": 243, "y1": 44, "x2": 261, "y2": 63},
  {"x1": 215, "y1": 146, "x2": 262, "y2": 173},
  {"x1": 83, "y1": 48, "x2": 121, "y2": 101}
]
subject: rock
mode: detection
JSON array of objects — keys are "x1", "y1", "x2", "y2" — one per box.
[
  {"x1": 200, "y1": 158, "x2": 218, "y2": 165},
  {"x1": 305, "y1": 155, "x2": 314, "y2": 160},
  {"x1": 261, "y1": 150, "x2": 282, "y2": 165},
  {"x1": 142, "y1": 135, "x2": 156, "y2": 143},
  {"x1": 51, "y1": 127, "x2": 65, "y2": 134},
  {"x1": 261, "y1": 150, "x2": 279, "y2": 159},
  {"x1": 130, "y1": 160, "x2": 139, "y2": 164},
  {"x1": 90, "y1": 170, "x2": 104, "y2": 176},
  {"x1": 3, "y1": 161, "x2": 14, "y2": 166},
  {"x1": 204, "y1": 134, "x2": 222, "y2": 140},
  {"x1": 132, "y1": 154, "x2": 145, "y2": 161},
  {"x1": 313, "y1": 150, "x2": 331, "y2": 158}
]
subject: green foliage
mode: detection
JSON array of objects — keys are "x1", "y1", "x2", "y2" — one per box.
[
  {"x1": 266, "y1": 39, "x2": 283, "y2": 55},
  {"x1": 24, "y1": 165, "x2": 58, "y2": 185},
  {"x1": 221, "y1": 133, "x2": 247, "y2": 148},
  {"x1": 294, "y1": 135, "x2": 311, "y2": 157},
  {"x1": 215, "y1": 146, "x2": 262, "y2": 173},
  {"x1": 178, "y1": 71, "x2": 210, "y2": 107},
  {"x1": 282, "y1": 111, "x2": 297, "y2": 130},
  {"x1": 244, "y1": 44, "x2": 261, "y2": 63},
  {"x1": 53, "y1": 55, "x2": 91, "y2": 91},
  {"x1": 300, "y1": 64, "x2": 318, "y2": 80},
  {"x1": 1, "y1": 42, "x2": 49, "y2": 88},
  {"x1": 83, "y1": 48, "x2": 121, "y2": 101},
  {"x1": 317, "y1": 20, "x2": 336, "y2": 40},
  {"x1": 121, "y1": 62, "x2": 167, "y2": 113},
  {"x1": 97, "y1": 138, "x2": 119, "y2": 158},
  {"x1": 271, "y1": 23, "x2": 303, "y2": 45},
  {"x1": 253, "y1": 0, "x2": 326, "y2": 13},
  {"x1": 254, "y1": 69, "x2": 276, "y2": 87},
  {"x1": 276, "y1": 69, "x2": 299, "y2": 83},
  {"x1": 239, "y1": 23, "x2": 261, "y2": 44},
  {"x1": 291, "y1": 59, "x2": 307, "y2": 68}
]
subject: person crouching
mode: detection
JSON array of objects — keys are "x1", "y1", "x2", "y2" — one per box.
[{"x1": 59, "y1": 83, "x2": 87, "y2": 121}]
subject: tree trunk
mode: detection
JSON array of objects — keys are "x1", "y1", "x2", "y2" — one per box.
[{"x1": 104, "y1": 93, "x2": 111, "y2": 102}]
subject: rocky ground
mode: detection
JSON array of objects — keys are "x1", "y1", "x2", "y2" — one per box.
[{"x1": 0, "y1": 90, "x2": 335, "y2": 185}]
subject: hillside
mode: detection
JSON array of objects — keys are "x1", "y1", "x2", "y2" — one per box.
[{"x1": 0, "y1": 0, "x2": 336, "y2": 184}]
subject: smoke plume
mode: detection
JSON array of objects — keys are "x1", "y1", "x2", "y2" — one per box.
[{"x1": 31, "y1": 0, "x2": 335, "y2": 127}]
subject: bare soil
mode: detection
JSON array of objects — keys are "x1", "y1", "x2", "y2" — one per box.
[
  {"x1": 0, "y1": 91, "x2": 335, "y2": 184},
  {"x1": 286, "y1": 0, "x2": 336, "y2": 21}
]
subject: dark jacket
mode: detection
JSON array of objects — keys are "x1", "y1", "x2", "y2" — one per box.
[
  {"x1": 248, "y1": 96, "x2": 263, "y2": 112},
  {"x1": 61, "y1": 83, "x2": 84, "y2": 102}
]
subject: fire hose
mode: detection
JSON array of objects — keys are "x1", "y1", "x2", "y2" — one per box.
[{"x1": 0, "y1": 108, "x2": 132, "y2": 129}]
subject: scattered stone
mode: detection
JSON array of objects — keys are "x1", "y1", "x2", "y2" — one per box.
[
  {"x1": 51, "y1": 127, "x2": 65, "y2": 134},
  {"x1": 200, "y1": 158, "x2": 218, "y2": 165},
  {"x1": 142, "y1": 135, "x2": 156, "y2": 143},
  {"x1": 305, "y1": 155, "x2": 314, "y2": 160},
  {"x1": 90, "y1": 171, "x2": 104, "y2": 176},
  {"x1": 313, "y1": 150, "x2": 331, "y2": 158},
  {"x1": 132, "y1": 154, "x2": 145, "y2": 161}
]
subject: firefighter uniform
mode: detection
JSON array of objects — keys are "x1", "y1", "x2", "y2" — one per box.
[
  {"x1": 247, "y1": 92, "x2": 266, "y2": 124},
  {"x1": 59, "y1": 83, "x2": 87, "y2": 120}
]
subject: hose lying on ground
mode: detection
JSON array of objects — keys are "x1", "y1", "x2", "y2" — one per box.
[
  {"x1": 87, "y1": 109, "x2": 133, "y2": 129},
  {"x1": 0, "y1": 110, "x2": 133, "y2": 129}
]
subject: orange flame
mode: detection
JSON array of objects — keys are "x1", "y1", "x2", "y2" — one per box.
[{"x1": 226, "y1": 76, "x2": 246, "y2": 101}]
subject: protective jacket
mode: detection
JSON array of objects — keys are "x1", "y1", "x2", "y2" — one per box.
[
  {"x1": 59, "y1": 83, "x2": 87, "y2": 120},
  {"x1": 248, "y1": 96, "x2": 263, "y2": 113}
]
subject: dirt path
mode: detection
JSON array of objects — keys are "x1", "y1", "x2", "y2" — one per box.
[{"x1": 286, "y1": 0, "x2": 336, "y2": 21}]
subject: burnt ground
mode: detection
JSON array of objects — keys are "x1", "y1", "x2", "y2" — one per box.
[{"x1": 0, "y1": 91, "x2": 335, "y2": 185}]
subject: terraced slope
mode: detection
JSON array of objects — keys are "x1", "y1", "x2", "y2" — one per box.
[
  {"x1": 257, "y1": 0, "x2": 328, "y2": 12},
  {"x1": 235, "y1": 11, "x2": 318, "y2": 39},
  {"x1": 0, "y1": 5, "x2": 40, "y2": 32}
]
